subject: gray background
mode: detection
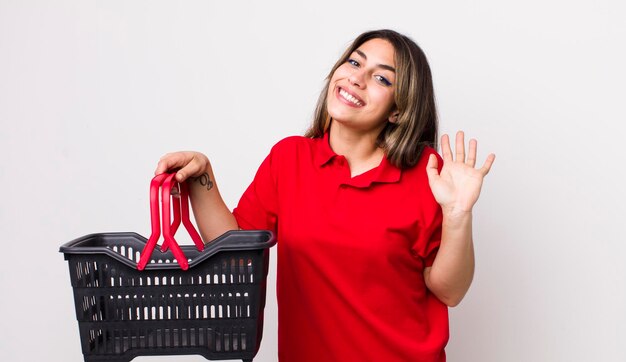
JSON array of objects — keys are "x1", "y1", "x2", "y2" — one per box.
[{"x1": 1, "y1": 0, "x2": 625, "y2": 361}]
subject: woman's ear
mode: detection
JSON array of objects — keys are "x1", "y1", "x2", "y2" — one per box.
[{"x1": 388, "y1": 110, "x2": 399, "y2": 124}]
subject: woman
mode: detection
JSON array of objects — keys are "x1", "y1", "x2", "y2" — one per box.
[{"x1": 156, "y1": 29, "x2": 495, "y2": 362}]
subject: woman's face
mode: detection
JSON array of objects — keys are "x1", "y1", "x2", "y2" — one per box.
[{"x1": 326, "y1": 38, "x2": 397, "y2": 133}]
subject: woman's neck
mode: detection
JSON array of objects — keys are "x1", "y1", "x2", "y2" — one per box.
[{"x1": 329, "y1": 123, "x2": 385, "y2": 177}]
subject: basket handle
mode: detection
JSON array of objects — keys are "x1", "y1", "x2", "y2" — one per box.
[
  {"x1": 137, "y1": 173, "x2": 167, "y2": 270},
  {"x1": 137, "y1": 172, "x2": 204, "y2": 270},
  {"x1": 160, "y1": 179, "x2": 204, "y2": 252}
]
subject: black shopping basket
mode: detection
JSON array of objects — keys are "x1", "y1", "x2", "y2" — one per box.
[{"x1": 60, "y1": 173, "x2": 276, "y2": 362}]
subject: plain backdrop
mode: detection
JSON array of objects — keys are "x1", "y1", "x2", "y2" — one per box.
[{"x1": 1, "y1": 1, "x2": 625, "y2": 361}]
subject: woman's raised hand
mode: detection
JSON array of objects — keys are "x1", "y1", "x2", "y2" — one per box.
[
  {"x1": 426, "y1": 131, "x2": 495, "y2": 215},
  {"x1": 155, "y1": 151, "x2": 211, "y2": 183}
]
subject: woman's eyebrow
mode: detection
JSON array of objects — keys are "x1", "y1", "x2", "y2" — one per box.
[{"x1": 355, "y1": 49, "x2": 396, "y2": 73}]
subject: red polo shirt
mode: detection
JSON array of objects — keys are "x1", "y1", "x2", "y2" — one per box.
[{"x1": 233, "y1": 133, "x2": 448, "y2": 362}]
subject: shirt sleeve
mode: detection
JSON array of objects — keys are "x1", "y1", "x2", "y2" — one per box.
[
  {"x1": 411, "y1": 149, "x2": 444, "y2": 267},
  {"x1": 232, "y1": 147, "x2": 279, "y2": 233},
  {"x1": 415, "y1": 210, "x2": 442, "y2": 267}
]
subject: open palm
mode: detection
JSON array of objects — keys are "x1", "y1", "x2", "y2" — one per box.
[{"x1": 426, "y1": 131, "x2": 495, "y2": 214}]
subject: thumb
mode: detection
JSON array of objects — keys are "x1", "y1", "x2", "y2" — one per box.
[{"x1": 425, "y1": 154, "x2": 439, "y2": 180}]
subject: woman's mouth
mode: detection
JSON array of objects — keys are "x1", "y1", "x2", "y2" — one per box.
[{"x1": 337, "y1": 87, "x2": 364, "y2": 107}]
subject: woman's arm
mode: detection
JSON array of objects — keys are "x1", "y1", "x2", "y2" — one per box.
[
  {"x1": 424, "y1": 211, "x2": 474, "y2": 307},
  {"x1": 424, "y1": 131, "x2": 495, "y2": 307},
  {"x1": 155, "y1": 151, "x2": 238, "y2": 243}
]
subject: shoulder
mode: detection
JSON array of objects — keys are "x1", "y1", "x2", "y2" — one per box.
[
  {"x1": 272, "y1": 135, "x2": 311, "y2": 148},
  {"x1": 420, "y1": 146, "x2": 442, "y2": 163},
  {"x1": 259, "y1": 136, "x2": 321, "y2": 180},
  {"x1": 399, "y1": 146, "x2": 441, "y2": 208},
  {"x1": 403, "y1": 146, "x2": 442, "y2": 176},
  {"x1": 269, "y1": 135, "x2": 317, "y2": 156},
  {"x1": 397, "y1": 146, "x2": 441, "y2": 197},
  {"x1": 261, "y1": 136, "x2": 318, "y2": 169}
]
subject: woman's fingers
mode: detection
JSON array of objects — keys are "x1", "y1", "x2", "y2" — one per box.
[
  {"x1": 480, "y1": 153, "x2": 496, "y2": 176},
  {"x1": 441, "y1": 131, "x2": 468, "y2": 163},
  {"x1": 155, "y1": 152, "x2": 188, "y2": 175},
  {"x1": 441, "y1": 134, "x2": 453, "y2": 163},
  {"x1": 154, "y1": 151, "x2": 208, "y2": 183},
  {"x1": 155, "y1": 156, "x2": 172, "y2": 175},
  {"x1": 441, "y1": 131, "x2": 495, "y2": 173},
  {"x1": 425, "y1": 153, "x2": 440, "y2": 180},
  {"x1": 175, "y1": 159, "x2": 201, "y2": 182},
  {"x1": 466, "y1": 138, "x2": 477, "y2": 168},
  {"x1": 455, "y1": 131, "x2": 465, "y2": 162}
]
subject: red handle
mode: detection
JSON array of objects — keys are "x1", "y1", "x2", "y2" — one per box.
[
  {"x1": 137, "y1": 173, "x2": 168, "y2": 270},
  {"x1": 180, "y1": 181, "x2": 204, "y2": 251},
  {"x1": 159, "y1": 173, "x2": 188, "y2": 269},
  {"x1": 160, "y1": 173, "x2": 180, "y2": 252},
  {"x1": 137, "y1": 172, "x2": 204, "y2": 270},
  {"x1": 161, "y1": 181, "x2": 204, "y2": 252}
]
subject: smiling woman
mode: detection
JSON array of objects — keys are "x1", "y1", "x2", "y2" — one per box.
[
  {"x1": 155, "y1": 28, "x2": 495, "y2": 362},
  {"x1": 306, "y1": 29, "x2": 439, "y2": 170},
  {"x1": 325, "y1": 38, "x2": 397, "y2": 137}
]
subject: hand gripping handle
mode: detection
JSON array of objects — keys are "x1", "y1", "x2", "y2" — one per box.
[{"x1": 137, "y1": 173, "x2": 204, "y2": 270}]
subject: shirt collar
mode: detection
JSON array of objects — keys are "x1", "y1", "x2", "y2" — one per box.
[
  {"x1": 314, "y1": 131, "x2": 339, "y2": 167},
  {"x1": 314, "y1": 132, "x2": 402, "y2": 187}
]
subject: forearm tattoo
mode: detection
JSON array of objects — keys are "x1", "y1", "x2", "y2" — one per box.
[{"x1": 192, "y1": 172, "x2": 214, "y2": 191}]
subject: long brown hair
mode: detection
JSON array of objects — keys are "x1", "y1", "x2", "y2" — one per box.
[{"x1": 304, "y1": 29, "x2": 438, "y2": 169}]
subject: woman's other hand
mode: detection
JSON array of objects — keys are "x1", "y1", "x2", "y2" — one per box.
[
  {"x1": 154, "y1": 151, "x2": 211, "y2": 183},
  {"x1": 426, "y1": 131, "x2": 495, "y2": 216}
]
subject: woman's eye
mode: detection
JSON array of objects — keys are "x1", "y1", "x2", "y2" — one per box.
[
  {"x1": 347, "y1": 58, "x2": 360, "y2": 67},
  {"x1": 375, "y1": 75, "x2": 392, "y2": 86}
]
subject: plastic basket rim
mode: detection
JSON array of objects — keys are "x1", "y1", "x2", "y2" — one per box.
[{"x1": 59, "y1": 230, "x2": 276, "y2": 271}]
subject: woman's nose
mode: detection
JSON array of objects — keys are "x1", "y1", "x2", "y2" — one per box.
[{"x1": 348, "y1": 69, "x2": 366, "y2": 88}]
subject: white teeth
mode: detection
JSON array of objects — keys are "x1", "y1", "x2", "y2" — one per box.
[{"x1": 339, "y1": 89, "x2": 363, "y2": 106}]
